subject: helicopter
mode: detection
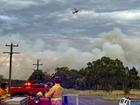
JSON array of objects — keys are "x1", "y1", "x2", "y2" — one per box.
[{"x1": 72, "y1": 8, "x2": 79, "y2": 14}]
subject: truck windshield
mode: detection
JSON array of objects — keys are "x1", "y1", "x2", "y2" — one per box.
[
  {"x1": 131, "y1": 100, "x2": 140, "y2": 105},
  {"x1": 32, "y1": 85, "x2": 45, "y2": 88}
]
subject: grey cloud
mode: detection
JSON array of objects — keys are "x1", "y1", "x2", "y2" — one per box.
[
  {"x1": 0, "y1": 0, "x2": 39, "y2": 10},
  {"x1": 0, "y1": 15, "x2": 17, "y2": 23},
  {"x1": 0, "y1": 0, "x2": 140, "y2": 79},
  {"x1": 0, "y1": 0, "x2": 139, "y2": 36}
]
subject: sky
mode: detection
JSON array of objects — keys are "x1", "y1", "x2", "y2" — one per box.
[{"x1": 0, "y1": 0, "x2": 140, "y2": 79}]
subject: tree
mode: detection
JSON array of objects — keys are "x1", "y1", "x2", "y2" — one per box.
[
  {"x1": 54, "y1": 67, "x2": 79, "y2": 88},
  {"x1": 0, "y1": 75, "x2": 3, "y2": 82},
  {"x1": 84, "y1": 56, "x2": 129, "y2": 91},
  {"x1": 40, "y1": 56, "x2": 139, "y2": 91},
  {"x1": 54, "y1": 67, "x2": 70, "y2": 88},
  {"x1": 128, "y1": 67, "x2": 140, "y2": 89},
  {"x1": 75, "y1": 77, "x2": 87, "y2": 90},
  {"x1": 28, "y1": 70, "x2": 47, "y2": 83}
]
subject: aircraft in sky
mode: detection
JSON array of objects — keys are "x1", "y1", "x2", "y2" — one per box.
[{"x1": 72, "y1": 8, "x2": 79, "y2": 14}]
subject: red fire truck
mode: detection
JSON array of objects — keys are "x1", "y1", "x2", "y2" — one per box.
[{"x1": 9, "y1": 82, "x2": 49, "y2": 96}]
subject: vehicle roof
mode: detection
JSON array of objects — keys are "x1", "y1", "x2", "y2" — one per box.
[
  {"x1": 24, "y1": 83, "x2": 46, "y2": 88},
  {"x1": 30, "y1": 84, "x2": 45, "y2": 86}
]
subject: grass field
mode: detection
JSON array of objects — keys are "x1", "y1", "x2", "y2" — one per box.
[{"x1": 64, "y1": 89, "x2": 140, "y2": 102}]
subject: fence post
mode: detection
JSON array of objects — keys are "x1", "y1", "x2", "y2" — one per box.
[
  {"x1": 63, "y1": 95, "x2": 68, "y2": 105},
  {"x1": 76, "y1": 95, "x2": 79, "y2": 105}
]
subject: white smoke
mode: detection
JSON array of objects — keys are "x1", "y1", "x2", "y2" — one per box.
[{"x1": 0, "y1": 28, "x2": 140, "y2": 79}]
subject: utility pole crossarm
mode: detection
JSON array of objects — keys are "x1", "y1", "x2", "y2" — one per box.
[
  {"x1": 3, "y1": 52, "x2": 10, "y2": 54},
  {"x1": 12, "y1": 52, "x2": 20, "y2": 54},
  {"x1": 3, "y1": 52, "x2": 20, "y2": 54},
  {"x1": 6, "y1": 44, "x2": 18, "y2": 47},
  {"x1": 33, "y1": 59, "x2": 43, "y2": 71}
]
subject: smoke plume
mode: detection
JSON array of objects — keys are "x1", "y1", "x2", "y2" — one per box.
[{"x1": 0, "y1": 28, "x2": 140, "y2": 79}]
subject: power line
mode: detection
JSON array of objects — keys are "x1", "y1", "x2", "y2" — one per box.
[
  {"x1": 33, "y1": 59, "x2": 43, "y2": 71},
  {"x1": 3, "y1": 42, "x2": 19, "y2": 90}
]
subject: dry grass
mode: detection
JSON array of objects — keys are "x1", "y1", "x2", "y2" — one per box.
[{"x1": 64, "y1": 89, "x2": 140, "y2": 102}]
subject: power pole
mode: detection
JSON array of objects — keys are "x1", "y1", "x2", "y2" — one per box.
[
  {"x1": 33, "y1": 59, "x2": 43, "y2": 71},
  {"x1": 3, "y1": 42, "x2": 19, "y2": 90}
]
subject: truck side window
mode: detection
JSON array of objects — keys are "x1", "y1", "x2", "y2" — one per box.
[
  {"x1": 126, "y1": 101, "x2": 129, "y2": 105},
  {"x1": 32, "y1": 85, "x2": 45, "y2": 88},
  {"x1": 124, "y1": 100, "x2": 127, "y2": 103},
  {"x1": 120, "y1": 99, "x2": 124, "y2": 103}
]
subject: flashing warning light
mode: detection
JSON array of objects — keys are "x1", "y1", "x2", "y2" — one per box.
[
  {"x1": 25, "y1": 82, "x2": 31, "y2": 86},
  {"x1": 28, "y1": 83, "x2": 31, "y2": 86}
]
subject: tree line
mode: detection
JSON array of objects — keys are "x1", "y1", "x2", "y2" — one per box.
[
  {"x1": 28, "y1": 56, "x2": 140, "y2": 91},
  {"x1": 0, "y1": 56, "x2": 138, "y2": 91}
]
